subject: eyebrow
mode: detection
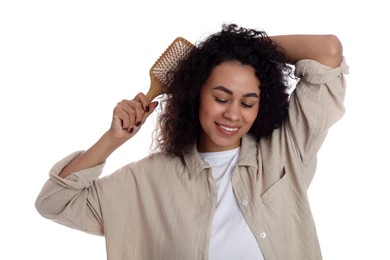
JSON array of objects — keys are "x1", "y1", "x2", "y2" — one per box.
[{"x1": 213, "y1": 85, "x2": 259, "y2": 98}]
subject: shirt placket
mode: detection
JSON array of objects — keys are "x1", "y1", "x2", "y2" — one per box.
[
  {"x1": 200, "y1": 167, "x2": 218, "y2": 260},
  {"x1": 231, "y1": 166, "x2": 273, "y2": 259}
]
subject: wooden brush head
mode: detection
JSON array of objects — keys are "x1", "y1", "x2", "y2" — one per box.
[{"x1": 146, "y1": 37, "x2": 195, "y2": 101}]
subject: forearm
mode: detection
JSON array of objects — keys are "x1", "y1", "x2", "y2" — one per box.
[
  {"x1": 59, "y1": 131, "x2": 126, "y2": 178},
  {"x1": 58, "y1": 93, "x2": 158, "y2": 178},
  {"x1": 270, "y1": 34, "x2": 343, "y2": 68}
]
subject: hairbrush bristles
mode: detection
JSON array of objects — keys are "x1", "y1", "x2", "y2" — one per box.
[
  {"x1": 146, "y1": 37, "x2": 195, "y2": 101},
  {"x1": 151, "y1": 37, "x2": 195, "y2": 86}
]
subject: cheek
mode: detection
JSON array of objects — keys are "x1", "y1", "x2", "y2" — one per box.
[
  {"x1": 199, "y1": 101, "x2": 215, "y2": 125},
  {"x1": 244, "y1": 109, "x2": 259, "y2": 125},
  {"x1": 200, "y1": 98, "x2": 221, "y2": 118}
]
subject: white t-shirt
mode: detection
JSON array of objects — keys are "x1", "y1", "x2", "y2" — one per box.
[{"x1": 199, "y1": 148, "x2": 264, "y2": 260}]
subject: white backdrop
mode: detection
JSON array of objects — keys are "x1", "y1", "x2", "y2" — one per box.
[{"x1": 1, "y1": 0, "x2": 389, "y2": 259}]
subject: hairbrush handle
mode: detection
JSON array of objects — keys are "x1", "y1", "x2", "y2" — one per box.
[{"x1": 146, "y1": 76, "x2": 166, "y2": 101}]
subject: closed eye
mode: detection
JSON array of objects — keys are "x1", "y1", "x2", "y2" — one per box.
[
  {"x1": 214, "y1": 97, "x2": 228, "y2": 103},
  {"x1": 241, "y1": 102, "x2": 254, "y2": 108}
]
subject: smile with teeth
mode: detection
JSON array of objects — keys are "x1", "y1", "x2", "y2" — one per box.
[{"x1": 216, "y1": 123, "x2": 239, "y2": 133}]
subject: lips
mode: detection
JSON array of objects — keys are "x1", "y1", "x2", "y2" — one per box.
[{"x1": 216, "y1": 122, "x2": 239, "y2": 135}]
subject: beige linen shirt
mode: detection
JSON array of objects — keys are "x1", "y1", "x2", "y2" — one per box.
[{"x1": 36, "y1": 58, "x2": 349, "y2": 260}]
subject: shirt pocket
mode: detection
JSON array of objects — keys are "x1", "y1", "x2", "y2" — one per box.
[{"x1": 261, "y1": 168, "x2": 289, "y2": 206}]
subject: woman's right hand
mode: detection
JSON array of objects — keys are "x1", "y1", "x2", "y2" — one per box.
[
  {"x1": 58, "y1": 92, "x2": 158, "y2": 178},
  {"x1": 109, "y1": 92, "x2": 159, "y2": 141}
]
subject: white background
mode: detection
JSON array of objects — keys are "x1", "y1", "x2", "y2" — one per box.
[{"x1": 1, "y1": 0, "x2": 389, "y2": 259}]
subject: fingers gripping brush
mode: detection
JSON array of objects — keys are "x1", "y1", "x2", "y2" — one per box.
[{"x1": 146, "y1": 37, "x2": 195, "y2": 101}]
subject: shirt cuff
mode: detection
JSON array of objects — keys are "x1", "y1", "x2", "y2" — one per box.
[
  {"x1": 48, "y1": 151, "x2": 104, "y2": 189},
  {"x1": 294, "y1": 57, "x2": 349, "y2": 84}
]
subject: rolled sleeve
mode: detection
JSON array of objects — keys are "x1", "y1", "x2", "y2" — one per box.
[
  {"x1": 295, "y1": 58, "x2": 349, "y2": 84},
  {"x1": 35, "y1": 151, "x2": 105, "y2": 235},
  {"x1": 48, "y1": 151, "x2": 104, "y2": 189}
]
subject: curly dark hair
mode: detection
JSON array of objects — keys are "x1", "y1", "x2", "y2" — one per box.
[{"x1": 155, "y1": 24, "x2": 292, "y2": 156}]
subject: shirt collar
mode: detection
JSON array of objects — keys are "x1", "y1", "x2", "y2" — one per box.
[{"x1": 183, "y1": 135, "x2": 259, "y2": 177}]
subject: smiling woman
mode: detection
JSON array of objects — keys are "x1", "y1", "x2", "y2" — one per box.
[
  {"x1": 198, "y1": 62, "x2": 260, "y2": 152},
  {"x1": 35, "y1": 24, "x2": 348, "y2": 259}
]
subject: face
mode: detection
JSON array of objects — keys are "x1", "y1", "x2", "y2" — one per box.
[{"x1": 197, "y1": 61, "x2": 260, "y2": 152}]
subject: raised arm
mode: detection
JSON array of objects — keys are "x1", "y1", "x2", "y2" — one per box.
[
  {"x1": 270, "y1": 34, "x2": 343, "y2": 68},
  {"x1": 58, "y1": 93, "x2": 158, "y2": 178}
]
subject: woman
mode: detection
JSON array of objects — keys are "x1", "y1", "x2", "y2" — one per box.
[{"x1": 36, "y1": 24, "x2": 348, "y2": 259}]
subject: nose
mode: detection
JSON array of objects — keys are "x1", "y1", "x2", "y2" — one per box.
[{"x1": 223, "y1": 103, "x2": 240, "y2": 121}]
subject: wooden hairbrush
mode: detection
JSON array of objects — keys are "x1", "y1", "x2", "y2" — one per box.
[{"x1": 146, "y1": 37, "x2": 195, "y2": 101}]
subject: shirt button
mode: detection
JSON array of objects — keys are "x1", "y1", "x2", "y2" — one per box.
[
  {"x1": 241, "y1": 200, "x2": 249, "y2": 206},
  {"x1": 260, "y1": 232, "x2": 267, "y2": 239}
]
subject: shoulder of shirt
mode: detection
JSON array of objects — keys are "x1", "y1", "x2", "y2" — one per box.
[{"x1": 124, "y1": 152, "x2": 183, "y2": 172}]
